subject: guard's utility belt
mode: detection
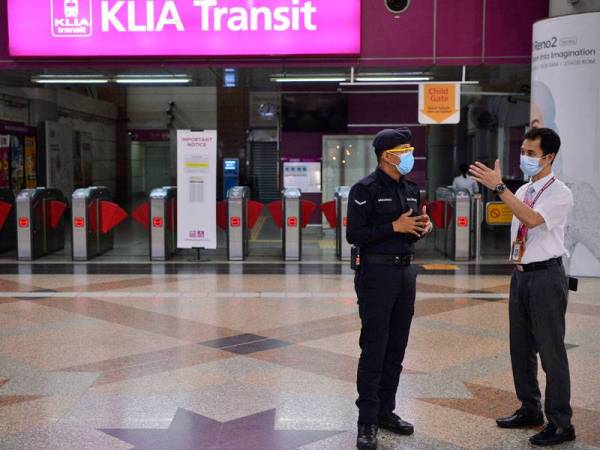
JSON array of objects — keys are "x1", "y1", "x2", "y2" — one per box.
[{"x1": 362, "y1": 253, "x2": 414, "y2": 266}]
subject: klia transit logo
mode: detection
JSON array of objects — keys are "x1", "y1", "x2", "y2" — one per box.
[{"x1": 51, "y1": 0, "x2": 93, "y2": 37}]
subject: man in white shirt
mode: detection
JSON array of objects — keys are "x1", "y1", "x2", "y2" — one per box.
[
  {"x1": 469, "y1": 128, "x2": 575, "y2": 447},
  {"x1": 452, "y1": 164, "x2": 480, "y2": 194}
]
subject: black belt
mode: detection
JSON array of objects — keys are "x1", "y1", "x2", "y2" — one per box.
[
  {"x1": 515, "y1": 257, "x2": 562, "y2": 272},
  {"x1": 363, "y1": 254, "x2": 413, "y2": 266}
]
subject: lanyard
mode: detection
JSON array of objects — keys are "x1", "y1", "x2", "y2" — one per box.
[{"x1": 517, "y1": 177, "x2": 556, "y2": 240}]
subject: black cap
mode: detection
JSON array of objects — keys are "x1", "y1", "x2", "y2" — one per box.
[{"x1": 372, "y1": 127, "x2": 412, "y2": 153}]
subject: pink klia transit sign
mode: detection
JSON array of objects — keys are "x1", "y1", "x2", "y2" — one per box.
[{"x1": 7, "y1": 0, "x2": 361, "y2": 57}]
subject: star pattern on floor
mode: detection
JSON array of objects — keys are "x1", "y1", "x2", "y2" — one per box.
[{"x1": 99, "y1": 408, "x2": 344, "y2": 449}]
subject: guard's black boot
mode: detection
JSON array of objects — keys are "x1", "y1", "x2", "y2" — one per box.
[
  {"x1": 378, "y1": 412, "x2": 414, "y2": 436},
  {"x1": 496, "y1": 409, "x2": 544, "y2": 429},
  {"x1": 356, "y1": 423, "x2": 378, "y2": 450},
  {"x1": 530, "y1": 423, "x2": 576, "y2": 446}
]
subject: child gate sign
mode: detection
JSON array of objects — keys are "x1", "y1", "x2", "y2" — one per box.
[
  {"x1": 7, "y1": 0, "x2": 361, "y2": 57},
  {"x1": 418, "y1": 83, "x2": 461, "y2": 125}
]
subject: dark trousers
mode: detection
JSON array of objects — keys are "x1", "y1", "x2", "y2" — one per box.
[
  {"x1": 509, "y1": 263, "x2": 572, "y2": 428},
  {"x1": 354, "y1": 264, "x2": 417, "y2": 425}
]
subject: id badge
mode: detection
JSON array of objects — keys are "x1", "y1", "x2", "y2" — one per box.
[{"x1": 510, "y1": 240, "x2": 524, "y2": 262}]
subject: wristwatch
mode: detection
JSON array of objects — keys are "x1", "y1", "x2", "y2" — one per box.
[{"x1": 493, "y1": 183, "x2": 507, "y2": 194}]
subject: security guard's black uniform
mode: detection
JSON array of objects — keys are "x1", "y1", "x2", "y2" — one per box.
[
  {"x1": 347, "y1": 168, "x2": 421, "y2": 423},
  {"x1": 347, "y1": 129, "x2": 426, "y2": 449}
]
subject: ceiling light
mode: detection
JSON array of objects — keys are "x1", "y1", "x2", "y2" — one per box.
[
  {"x1": 115, "y1": 76, "x2": 191, "y2": 84},
  {"x1": 355, "y1": 76, "x2": 433, "y2": 82},
  {"x1": 271, "y1": 77, "x2": 347, "y2": 83},
  {"x1": 33, "y1": 77, "x2": 108, "y2": 84}
]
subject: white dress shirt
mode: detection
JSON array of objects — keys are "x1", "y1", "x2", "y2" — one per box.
[
  {"x1": 510, "y1": 173, "x2": 574, "y2": 264},
  {"x1": 452, "y1": 175, "x2": 479, "y2": 194}
]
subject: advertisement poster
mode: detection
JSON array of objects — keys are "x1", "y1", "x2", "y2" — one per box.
[
  {"x1": 24, "y1": 136, "x2": 37, "y2": 189},
  {"x1": 0, "y1": 135, "x2": 9, "y2": 189},
  {"x1": 283, "y1": 161, "x2": 321, "y2": 193},
  {"x1": 45, "y1": 121, "x2": 74, "y2": 197},
  {"x1": 177, "y1": 130, "x2": 217, "y2": 250},
  {"x1": 10, "y1": 136, "x2": 24, "y2": 192},
  {"x1": 532, "y1": 12, "x2": 600, "y2": 276},
  {"x1": 8, "y1": 0, "x2": 361, "y2": 57}
]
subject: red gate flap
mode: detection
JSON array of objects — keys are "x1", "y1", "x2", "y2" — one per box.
[
  {"x1": 100, "y1": 201, "x2": 128, "y2": 234},
  {"x1": 0, "y1": 201, "x2": 12, "y2": 230},
  {"x1": 300, "y1": 200, "x2": 317, "y2": 228},
  {"x1": 87, "y1": 201, "x2": 98, "y2": 233},
  {"x1": 216, "y1": 201, "x2": 227, "y2": 231},
  {"x1": 48, "y1": 200, "x2": 68, "y2": 229},
  {"x1": 247, "y1": 201, "x2": 264, "y2": 230},
  {"x1": 131, "y1": 202, "x2": 150, "y2": 230},
  {"x1": 267, "y1": 200, "x2": 283, "y2": 229},
  {"x1": 320, "y1": 200, "x2": 337, "y2": 229},
  {"x1": 427, "y1": 200, "x2": 453, "y2": 229}
]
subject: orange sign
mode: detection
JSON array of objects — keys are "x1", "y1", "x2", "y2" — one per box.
[
  {"x1": 418, "y1": 83, "x2": 461, "y2": 124},
  {"x1": 486, "y1": 202, "x2": 513, "y2": 225}
]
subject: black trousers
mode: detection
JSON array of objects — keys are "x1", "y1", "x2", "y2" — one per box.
[
  {"x1": 509, "y1": 263, "x2": 572, "y2": 428},
  {"x1": 354, "y1": 263, "x2": 417, "y2": 425}
]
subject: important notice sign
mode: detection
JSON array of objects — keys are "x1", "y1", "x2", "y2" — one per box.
[
  {"x1": 486, "y1": 202, "x2": 513, "y2": 226},
  {"x1": 7, "y1": 0, "x2": 361, "y2": 57},
  {"x1": 418, "y1": 83, "x2": 461, "y2": 124},
  {"x1": 177, "y1": 130, "x2": 217, "y2": 250}
]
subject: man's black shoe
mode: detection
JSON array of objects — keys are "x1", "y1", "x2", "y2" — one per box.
[
  {"x1": 496, "y1": 409, "x2": 544, "y2": 429},
  {"x1": 530, "y1": 423, "x2": 576, "y2": 446},
  {"x1": 378, "y1": 412, "x2": 414, "y2": 436},
  {"x1": 357, "y1": 424, "x2": 378, "y2": 450}
]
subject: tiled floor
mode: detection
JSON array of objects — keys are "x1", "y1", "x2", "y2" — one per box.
[{"x1": 0, "y1": 264, "x2": 598, "y2": 449}]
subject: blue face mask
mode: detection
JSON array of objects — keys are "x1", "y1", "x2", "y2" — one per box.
[
  {"x1": 394, "y1": 151, "x2": 415, "y2": 176},
  {"x1": 520, "y1": 155, "x2": 546, "y2": 177}
]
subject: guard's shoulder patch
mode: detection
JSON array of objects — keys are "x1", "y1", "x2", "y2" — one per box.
[{"x1": 358, "y1": 173, "x2": 377, "y2": 187}]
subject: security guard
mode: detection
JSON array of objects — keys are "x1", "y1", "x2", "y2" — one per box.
[
  {"x1": 469, "y1": 127, "x2": 575, "y2": 447},
  {"x1": 347, "y1": 128, "x2": 432, "y2": 450}
]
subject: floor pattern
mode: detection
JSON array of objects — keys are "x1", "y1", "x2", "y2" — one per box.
[{"x1": 0, "y1": 269, "x2": 598, "y2": 449}]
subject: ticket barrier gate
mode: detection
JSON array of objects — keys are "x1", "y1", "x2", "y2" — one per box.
[
  {"x1": 335, "y1": 187, "x2": 351, "y2": 261},
  {"x1": 16, "y1": 188, "x2": 68, "y2": 261},
  {"x1": 433, "y1": 187, "x2": 483, "y2": 261},
  {"x1": 0, "y1": 189, "x2": 16, "y2": 253},
  {"x1": 226, "y1": 186, "x2": 250, "y2": 261},
  {"x1": 72, "y1": 187, "x2": 128, "y2": 261},
  {"x1": 282, "y1": 188, "x2": 302, "y2": 261},
  {"x1": 150, "y1": 187, "x2": 177, "y2": 261}
]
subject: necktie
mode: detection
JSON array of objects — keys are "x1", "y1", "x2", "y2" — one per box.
[{"x1": 524, "y1": 184, "x2": 535, "y2": 207}]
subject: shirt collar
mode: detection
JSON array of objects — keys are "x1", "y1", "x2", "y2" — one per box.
[
  {"x1": 376, "y1": 168, "x2": 405, "y2": 186},
  {"x1": 529, "y1": 172, "x2": 555, "y2": 192}
]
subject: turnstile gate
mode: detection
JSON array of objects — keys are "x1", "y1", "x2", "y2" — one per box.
[
  {"x1": 433, "y1": 187, "x2": 483, "y2": 261},
  {"x1": 282, "y1": 188, "x2": 302, "y2": 261},
  {"x1": 335, "y1": 186, "x2": 351, "y2": 261},
  {"x1": 72, "y1": 187, "x2": 115, "y2": 261},
  {"x1": 16, "y1": 188, "x2": 67, "y2": 260},
  {"x1": 0, "y1": 189, "x2": 16, "y2": 254},
  {"x1": 150, "y1": 187, "x2": 177, "y2": 261},
  {"x1": 227, "y1": 186, "x2": 250, "y2": 261}
]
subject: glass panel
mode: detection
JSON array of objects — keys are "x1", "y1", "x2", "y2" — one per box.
[{"x1": 322, "y1": 135, "x2": 377, "y2": 225}]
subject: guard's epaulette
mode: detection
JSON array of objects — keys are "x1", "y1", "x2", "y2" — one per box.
[{"x1": 358, "y1": 173, "x2": 377, "y2": 187}]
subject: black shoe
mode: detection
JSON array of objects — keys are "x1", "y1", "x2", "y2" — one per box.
[
  {"x1": 530, "y1": 423, "x2": 576, "y2": 446},
  {"x1": 357, "y1": 424, "x2": 378, "y2": 450},
  {"x1": 378, "y1": 412, "x2": 414, "y2": 436},
  {"x1": 496, "y1": 409, "x2": 544, "y2": 429}
]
